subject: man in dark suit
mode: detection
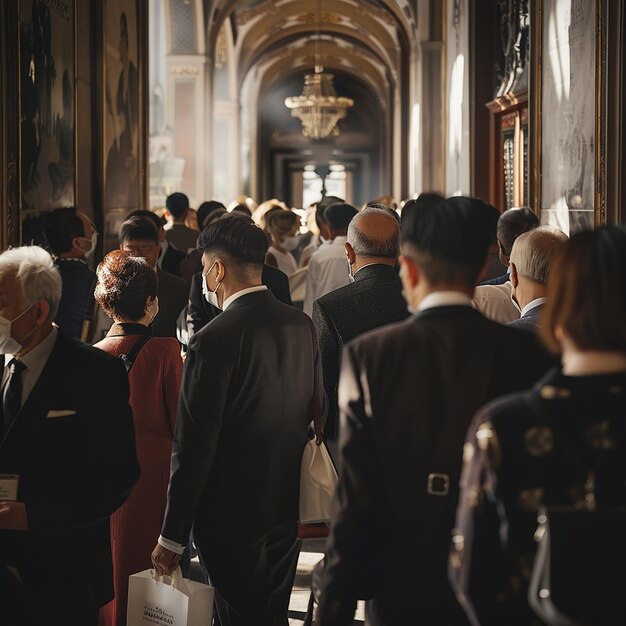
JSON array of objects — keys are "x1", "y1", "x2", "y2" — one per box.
[
  {"x1": 151, "y1": 217, "x2": 325, "y2": 626},
  {"x1": 164, "y1": 192, "x2": 200, "y2": 253},
  {"x1": 313, "y1": 206, "x2": 408, "y2": 441},
  {"x1": 184, "y1": 263, "x2": 293, "y2": 339},
  {"x1": 506, "y1": 226, "x2": 568, "y2": 333},
  {"x1": 43, "y1": 206, "x2": 98, "y2": 340},
  {"x1": 317, "y1": 196, "x2": 552, "y2": 626},
  {"x1": 126, "y1": 209, "x2": 187, "y2": 277},
  {"x1": 480, "y1": 207, "x2": 539, "y2": 285},
  {"x1": 0, "y1": 246, "x2": 139, "y2": 625},
  {"x1": 119, "y1": 218, "x2": 188, "y2": 338}
]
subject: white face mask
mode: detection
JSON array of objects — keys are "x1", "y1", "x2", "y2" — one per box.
[
  {"x1": 78, "y1": 232, "x2": 98, "y2": 259},
  {"x1": 0, "y1": 303, "x2": 36, "y2": 355},
  {"x1": 281, "y1": 235, "x2": 300, "y2": 252},
  {"x1": 202, "y1": 261, "x2": 222, "y2": 310}
]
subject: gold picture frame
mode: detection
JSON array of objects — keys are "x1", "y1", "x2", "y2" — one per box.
[{"x1": 529, "y1": 0, "x2": 607, "y2": 230}]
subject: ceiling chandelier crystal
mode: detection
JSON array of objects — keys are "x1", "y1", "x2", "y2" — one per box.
[
  {"x1": 285, "y1": 69, "x2": 354, "y2": 139},
  {"x1": 284, "y1": 0, "x2": 353, "y2": 139}
]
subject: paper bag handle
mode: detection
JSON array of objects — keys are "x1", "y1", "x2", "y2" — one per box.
[{"x1": 153, "y1": 567, "x2": 187, "y2": 593}]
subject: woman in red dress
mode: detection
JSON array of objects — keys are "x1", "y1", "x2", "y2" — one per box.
[{"x1": 94, "y1": 250, "x2": 183, "y2": 626}]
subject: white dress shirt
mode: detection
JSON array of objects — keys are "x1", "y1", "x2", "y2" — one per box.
[
  {"x1": 520, "y1": 297, "x2": 547, "y2": 318},
  {"x1": 418, "y1": 291, "x2": 473, "y2": 312},
  {"x1": 2, "y1": 326, "x2": 58, "y2": 406},
  {"x1": 221, "y1": 285, "x2": 268, "y2": 311},
  {"x1": 267, "y1": 246, "x2": 298, "y2": 277},
  {"x1": 303, "y1": 236, "x2": 350, "y2": 316}
]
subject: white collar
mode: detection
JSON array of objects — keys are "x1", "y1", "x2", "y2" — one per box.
[
  {"x1": 222, "y1": 286, "x2": 268, "y2": 311},
  {"x1": 418, "y1": 291, "x2": 473, "y2": 313},
  {"x1": 331, "y1": 236, "x2": 348, "y2": 246},
  {"x1": 5, "y1": 326, "x2": 58, "y2": 373},
  {"x1": 520, "y1": 297, "x2": 547, "y2": 318}
]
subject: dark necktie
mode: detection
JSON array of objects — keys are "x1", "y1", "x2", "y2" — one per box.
[{"x1": 2, "y1": 358, "x2": 27, "y2": 431}]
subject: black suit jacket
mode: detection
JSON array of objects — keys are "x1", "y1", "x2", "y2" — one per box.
[
  {"x1": 152, "y1": 268, "x2": 189, "y2": 338},
  {"x1": 0, "y1": 332, "x2": 139, "y2": 606},
  {"x1": 160, "y1": 243, "x2": 186, "y2": 277},
  {"x1": 312, "y1": 264, "x2": 409, "y2": 439},
  {"x1": 318, "y1": 306, "x2": 552, "y2": 626},
  {"x1": 162, "y1": 290, "x2": 324, "y2": 613},
  {"x1": 185, "y1": 265, "x2": 293, "y2": 339}
]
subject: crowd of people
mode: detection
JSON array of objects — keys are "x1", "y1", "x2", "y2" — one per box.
[{"x1": 0, "y1": 190, "x2": 624, "y2": 626}]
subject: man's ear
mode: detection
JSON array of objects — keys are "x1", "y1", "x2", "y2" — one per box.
[
  {"x1": 344, "y1": 242, "x2": 356, "y2": 266},
  {"x1": 72, "y1": 236, "x2": 85, "y2": 254},
  {"x1": 215, "y1": 259, "x2": 226, "y2": 283},
  {"x1": 34, "y1": 300, "x2": 50, "y2": 326}
]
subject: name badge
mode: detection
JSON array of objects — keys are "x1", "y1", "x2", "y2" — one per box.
[{"x1": 0, "y1": 474, "x2": 19, "y2": 501}]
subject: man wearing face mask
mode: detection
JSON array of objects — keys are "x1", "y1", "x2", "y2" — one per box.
[
  {"x1": 119, "y1": 218, "x2": 188, "y2": 338},
  {"x1": 43, "y1": 206, "x2": 98, "y2": 340},
  {"x1": 0, "y1": 246, "x2": 139, "y2": 625},
  {"x1": 151, "y1": 217, "x2": 325, "y2": 626}
]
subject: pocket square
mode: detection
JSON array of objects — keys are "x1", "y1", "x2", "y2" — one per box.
[{"x1": 46, "y1": 409, "x2": 77, "y2": 418}]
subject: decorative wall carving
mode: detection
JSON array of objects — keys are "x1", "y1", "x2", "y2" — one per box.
[{"x1": 495, "y1": 0, "x2": 529, "y2": 98}]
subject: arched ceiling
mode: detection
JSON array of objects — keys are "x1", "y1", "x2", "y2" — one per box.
[{"x1": 206, "y1": 0, "x2": 417, "y2": 99}]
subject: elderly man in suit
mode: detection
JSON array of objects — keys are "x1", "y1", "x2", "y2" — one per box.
[
  {"x1": 313, "y1": 206, "x2": 409, "y2": 442},
  {"x1": 507, "y1": 226, "x2": 568, "y2": 333},
  {"x1": 0, "y1": 246, "x2": 139, "y2": 625},
  {"x1": 119, "y1": 218, "x2": 188, "y2": 338},
  {"x1": 151, "y1": 217, "x2": 325, "y2": 626},
  {"x1": 317, "y1": 196, "x2": 552, "y2": 626},
  {"x1": 480, "y1": 206, "x2": 539, "y2": 286}
]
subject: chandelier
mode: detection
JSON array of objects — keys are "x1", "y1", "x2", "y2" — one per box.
[
  {"x1": 284, "y1": 0, "x2": 353, "y2": 139},
  {"x1": 285, "y1": 70, "x2": 354, "y2": 139}
]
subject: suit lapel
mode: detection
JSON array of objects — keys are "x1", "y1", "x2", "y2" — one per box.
[{"x1": 0, "y1": 333, "x2": 67, "y2": 450}]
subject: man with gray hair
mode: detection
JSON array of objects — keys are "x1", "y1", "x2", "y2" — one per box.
[
  {"x1": 0, "y1": 246, "x2": 139, "y2": 625},
  {"x1": 312, "y1": 207, "x2": 409, "y2": 442},
  {"x1": 507, "y1": 225, "x2": 568, "y2": 332}
]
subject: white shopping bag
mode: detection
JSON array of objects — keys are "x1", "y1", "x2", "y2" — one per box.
[
  {"x1": 127, "y1": 568, "x2": 214, "y2": 626},
  {"x1": 299, "y1": 438, "x2": 338, "y2": 524}
]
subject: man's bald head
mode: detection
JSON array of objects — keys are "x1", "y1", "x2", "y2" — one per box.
[{"x1": 347, "y1": 207, "x2": 400, "y2": 262}]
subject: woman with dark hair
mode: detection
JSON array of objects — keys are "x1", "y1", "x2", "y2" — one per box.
[
  {"x1": 451, "y1": 225, "x2": 626, "y2": 626},
  {"x1": 94, "y1": 250, "x2": 183, "y2": 626}
]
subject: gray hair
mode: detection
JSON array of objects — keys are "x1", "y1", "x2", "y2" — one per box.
[
  {"x1": 0, "y1": 246, "x2": 62, "y2": 320},
  {"x1": 510, "y1": 226, "x2": 568, "y2": 284},
  {"x1": 347, "y1": 207, "x2": 400, "y2": 258}
]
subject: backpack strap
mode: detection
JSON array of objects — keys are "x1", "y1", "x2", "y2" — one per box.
[{"x1": 120, "y1": 335, "x2": 152, "y2": 373}]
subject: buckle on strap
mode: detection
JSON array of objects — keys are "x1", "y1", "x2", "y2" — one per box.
[{"x1": 427, "y1": 473, "x2": 450, "y2": 496}]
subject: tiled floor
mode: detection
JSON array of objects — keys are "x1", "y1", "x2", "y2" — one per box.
[
  {"x1": 190, "y1": 538, "x2": 364, "y2": 625},
  {"x1": 288, "y1": 538, "x2": 364, "y2": 625}
]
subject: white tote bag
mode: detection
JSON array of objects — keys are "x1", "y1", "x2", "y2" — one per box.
[
  {"x1": 126, "y1": 568, "x2": 214, "y2": 626},
  {"x1": 299, "y1": 319, "x2": 338, "y2": 527},
  {"x1": 299, "y1": 438, "x2": 338, "y2": 524}
]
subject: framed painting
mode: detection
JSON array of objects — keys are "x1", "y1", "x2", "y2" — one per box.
[
  {"x1": 103, "y1": 0, "x2": 146, "y2": 247},
  {"x1": 18, "y1": 0, "x2": 76, "y2": 234},
  {"x1": 529, "y1": 0, "x2": 607, "y2": 233}
]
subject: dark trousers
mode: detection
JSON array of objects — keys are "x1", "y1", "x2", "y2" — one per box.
[
  {"x1": 198, "y1": 522, "x2": 301, "y2": 626},
  {"x1": 0, "y1": 565, "x2": 99, "y2": 626}
]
